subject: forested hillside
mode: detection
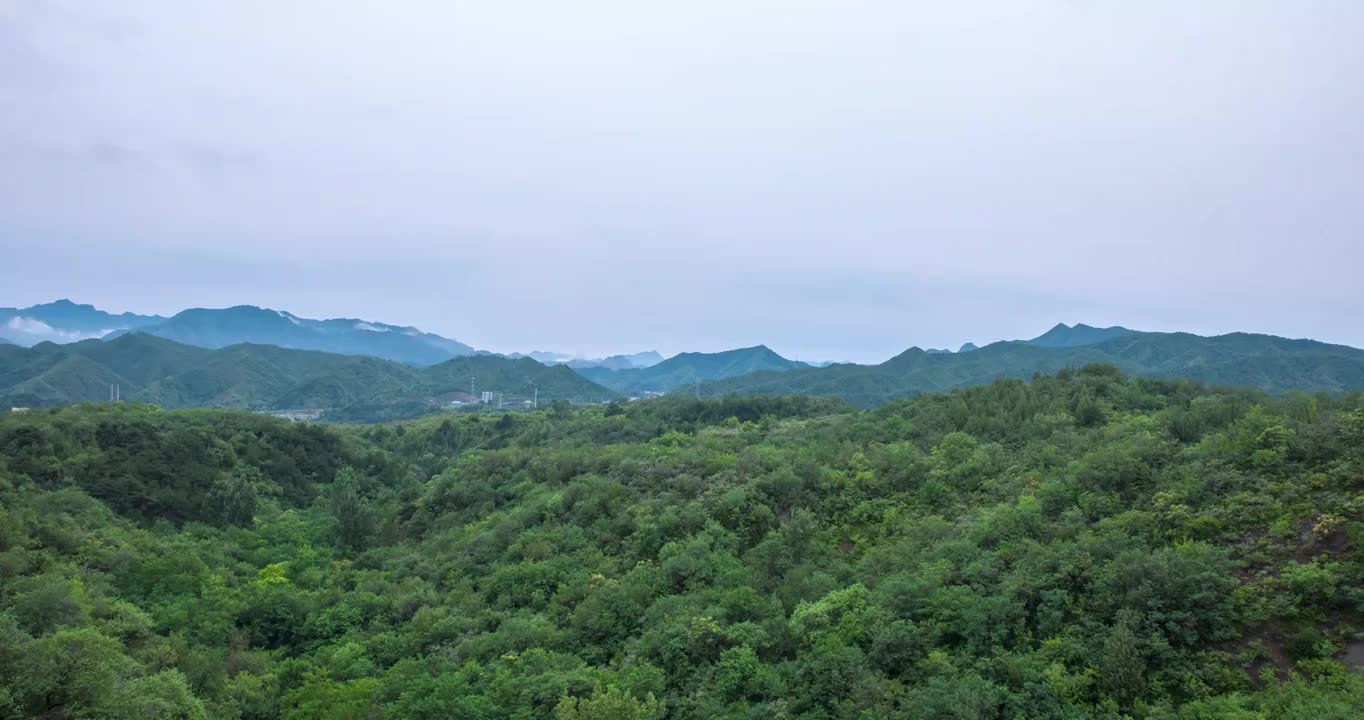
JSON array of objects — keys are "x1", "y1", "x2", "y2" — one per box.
[
  {"x1": 578, "y1": 345, "x2": 806, "y2": 394},
  {"x1": 0, "y1": 333, "x2": 615, "y2": 420},
  {"x1": 2, "y1": 368, "x2": 1362, "y2": 718},
  {"x1": 695, "y1": 332, "x2": 1364, "y2": 406},
  {"x1": 1026, "y1": 323, "x2": 1140, "y2": 348}
]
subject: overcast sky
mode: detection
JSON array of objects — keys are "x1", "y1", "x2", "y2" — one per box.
[{"x1": 2, "y1": 1, "x2": 1361, "y2": 362}]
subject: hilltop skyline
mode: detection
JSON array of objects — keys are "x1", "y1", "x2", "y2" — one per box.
[{"x1": 3, "y1": 296, "x2": 1362, "y2": 366}]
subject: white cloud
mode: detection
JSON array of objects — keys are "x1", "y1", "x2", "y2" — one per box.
[{"x1": 4, "y1": 316, "x2": 112, "y2": 343}]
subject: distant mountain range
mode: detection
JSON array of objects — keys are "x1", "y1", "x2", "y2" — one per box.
[
  {"x1": 577, "y1": 345, "x2": 807, "y2": 395},
  {"x1": 2, "y1": 300, "x2": 478, "y2": 365},
  {"x1": 0, "y1": 300, "x2": 164, "y2": 345},
  {"x1": 569, "y1": 326, "x2": 1145, "y2": 395},
  {"x1": 510, "y1": 350, "x2": 665, "y2": 370},
  {"x1": 105, "y1": 305, "x2": 480, "y2": 365},
  {"x1": 0, "y1": 333, "x2": 616, "y2": 420},
  {"x1": 568, "y1": 351, "x2": 665, "y2": 370},
  {"x1": 1, "y1": 300, "x2": 671, "y2": 370},
  {"x1": 693, "y1": 329, "x2": 1364, "y2": 406},
  {"x1": 6, "y1": 301, "x2": 1363, "y2": 414}
]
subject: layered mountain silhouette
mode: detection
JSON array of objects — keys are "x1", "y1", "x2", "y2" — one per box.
[
  {"x1": 2, "y1": 300, "x2": 484, "y2": 366},
  {"x1": 0, "y1": 333, "x2": 615, "y2": 420},
  {"x1": 692, "y1": 330, "x2": 1364, "y2": 405},
  {"x1": 0, "y1": 299, "x2": 163, "y2": 345},
  {"x1": 109, "y1": 305, "x2": 479, "y2": 365},
  {"x1": 510, "y1": 350, "x2": 664, "y2": 370},
  {"x1": 6, "y1": 301, "x2": 1363, "y2": 416},
  {"x1": 567, "y1": 351, "x2": 665, "y2": 370},
  {"x1": 577, "y1": 345, "x2": 807, "y2": 394},
  {"x1": 4, "y1": 300, "x2": 674, "y2": 370}
]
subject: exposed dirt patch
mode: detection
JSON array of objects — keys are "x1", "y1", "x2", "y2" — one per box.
[
  {"x1": 1230, "y1": 626, "x2": 1292, "y2": 686},
  {"x1": 1233, "y1": 513, "x2": 1350, "y2": 582},
  {"x1": 1342, "y1": 639, "x2": 1364, "y2": 669}
]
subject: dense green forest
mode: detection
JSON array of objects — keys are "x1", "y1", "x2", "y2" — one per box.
[
  {"x1": 2, "y1": 368, "x2": 1363, "y2": 719},
  {"x1": 694, "y1": 332, "x2": 1364, "y2": 406},
  {"x1": 0, "y1": 333, "x2": 615, "y2": 418}
]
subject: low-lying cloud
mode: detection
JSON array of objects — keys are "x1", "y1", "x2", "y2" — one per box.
[{"x1": 3, "y1": 317, "x2": 113, "y2": 345}]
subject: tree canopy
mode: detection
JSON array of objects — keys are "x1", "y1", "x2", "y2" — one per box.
[{"x1": 1, "y1": 368, "x2": 1362, "y2": 718}]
